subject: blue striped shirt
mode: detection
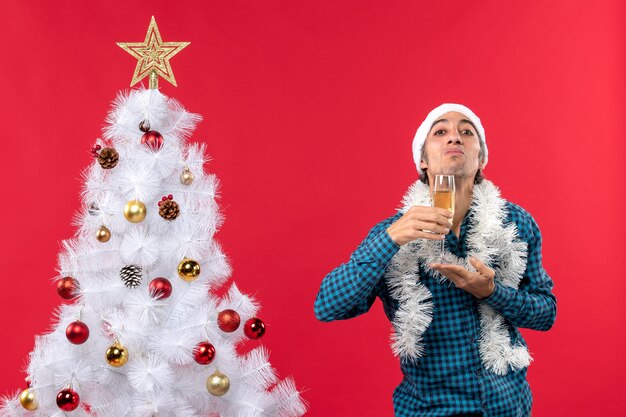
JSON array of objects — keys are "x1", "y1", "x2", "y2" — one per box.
[{"x1": 314, "y1": 201, "x2": 556, "y2": 417}]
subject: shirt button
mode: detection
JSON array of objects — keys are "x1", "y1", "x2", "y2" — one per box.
[
  {"x1": 470, "y1": 338, "x2": 476, "y2": 343},
  {"x1": 476, "y1": 369, "x2": 482, "y2": 376},
  {"x1": 464, "y1": 304, "x2": 470, "y2": 310}
]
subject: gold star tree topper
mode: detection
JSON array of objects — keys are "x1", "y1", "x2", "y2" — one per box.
[{"x1": 117, "y1": 16, "x2": 190, "y2": 89}]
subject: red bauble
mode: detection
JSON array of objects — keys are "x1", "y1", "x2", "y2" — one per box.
[
  {"x1": 149, "y1": 277, "x2": 172, "y2": 300},
  {"x1": 217, "y1": 309, "x2": 240, "y2": 333},
  {"x1": 56, "y1": 388, "x2": 80, "y2": 411},
  {"x1": 57, "y1": 277, "x2": 78, "y2": 300},
  {"x1": 140, "y1": 131, "x2": 164, "y2": 150},
  {"x1": 193, "y1": 341, "x2": 216, "y2": 365},
  {"x1": 66, "y1": 321, "x2": 89, "y2": 345},
  {"x1": 244, "y1": 317, "x2": 266, "y2": 339}
]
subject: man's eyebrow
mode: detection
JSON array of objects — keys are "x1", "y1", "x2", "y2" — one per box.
[
  {"x1": 459, "y1": 119, "x2": 478, "y2": 132},
  {"x1": 431, "y1": 118, "x2": 477, "y2": 131},
  {"x1": 431, "y1": 118, "x2": 448, "y2": 128}
]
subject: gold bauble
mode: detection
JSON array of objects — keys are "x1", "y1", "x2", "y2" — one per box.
[
  {"x1": 19, "y1": 388, "x2": 38, "y2": 411},
  {"x1": 124, "y1": 200, "x2": 147, "y2": 223},
  {"x1": 206, "y1": 371, "x2": 230, "y2": 396},
  {"x1": 177, "y1": 258, "x2": 201, "y2": 282},
  {"x1": 96, "y1": 225, "x2": 111, "y2": 243},
  {"x1": 105, "y1": 342, "x2": 129, "y2": 367},
  {"x1": 180, "y1": 167, "x2": 195, "y2": 185}
]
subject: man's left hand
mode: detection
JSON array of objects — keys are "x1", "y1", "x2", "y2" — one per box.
[{"x1": 430, "y1": 257, "x2": 496, "y2": 300}]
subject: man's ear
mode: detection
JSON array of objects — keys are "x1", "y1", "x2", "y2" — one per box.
[
  {"x1": 420, "y1": 159, "x2": 428, "y2": 171},
  {"x1": 478, "y1": 158, "x2": 486, "y2": 170}
]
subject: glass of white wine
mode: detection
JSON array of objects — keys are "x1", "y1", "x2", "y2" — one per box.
[{"x1": 432, "y1": 175, "x2": 455, "y2": 262}]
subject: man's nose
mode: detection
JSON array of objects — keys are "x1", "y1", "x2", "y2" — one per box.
[{"x1": 447, "y1": 132, "x2": 462, "y2": 144}]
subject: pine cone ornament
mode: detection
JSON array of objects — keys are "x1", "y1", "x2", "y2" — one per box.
[
  {"x1": 120, "y1": 265, "x2": 142, "y2": 288},
  {"x1": 96, "y1": 147, "x2": 119, "y2": 169},
  {"x1": 158, "y1": 195, "x2": 179, "y2": 221}
]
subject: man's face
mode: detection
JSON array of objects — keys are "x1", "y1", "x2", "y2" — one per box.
[{"x1": 420, "y1": 111, "x2": 485, "y2": 180}]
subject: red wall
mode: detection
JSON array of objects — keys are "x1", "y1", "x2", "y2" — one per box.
[{"x1": 1, "y1": 1, "x2": 624, "y2": 416}]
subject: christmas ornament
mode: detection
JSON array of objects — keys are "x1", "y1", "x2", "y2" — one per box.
[
  {"x1": 95, "y1": 147, "x2": 119, "y2": 169},
  {"x1": 217, "y1": 309, "x2": 240, "y2": 333},
  {"x1": 140, "y1": 130, "x2": 164, "y2": 151},
  {"x1": 139, "y1": 120, "x2": 150, "y2": 132},
  {"x1": 158, "y1": 194, "x2": 180, "y2": 220},
  {"x1": 123, "y1": 200, "x2": 147, "y2": 223},
  {"x1": 243, "y1": 317, "x2": 266, "y2": 339},
  {"x1": 96, "y1": 225, "x2": 111, "y2": 242},
  {"x1": 66, "y1": 321, "x2": 89, "y2": 345},
  {"x1": 193, "y1": 341, "x2": 215, "y2": 365},
  {"x1": 177, "y1": 258, "x2": 200, "y2": 282},
  {"x1": 90, "y1": 144, "x2": 102, "y2": 158},
  {"x1": 88, "y1": 202, "x2": 100, "y2": 215},
  {"x1": 56, "y1": 388, "x2": 80, "y2": 411},
  {"x1": 206, "y1": 371, "x2": 230, "y2": 396},
  {"x1": 117, "y1": 16, "x2": 190, "y2": 88},
  {"x1": 120, "y1": 265, "x2": 143, "y2": 288},
  {"x1": 105, "y1": 342, "x2": 129, "y2": 367},
  {"x1": 180, "y1": 167, "x2": 194, "y2": 185},
  {"x1": 19, "y1": 388, "x2": 38, "y2": 411},
  {"x1": 149, "y1": 277, "x2": 172, "y2": 299},
  {"x1": 56, "y1": 277, "x2": 78, "y2": 300}
]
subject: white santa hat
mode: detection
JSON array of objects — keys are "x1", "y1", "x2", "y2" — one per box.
[{"x1": 412, "y1": 103, "x2": 488, "y2": 175}]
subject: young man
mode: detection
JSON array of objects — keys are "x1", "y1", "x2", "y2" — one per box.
[{"x1": 314, "y1": 103, "x2": 556, "y2": 417}]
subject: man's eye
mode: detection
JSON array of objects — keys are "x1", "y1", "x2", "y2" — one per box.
[
  {"x1": 434, "y1": 129, "x2": 445, "y2": 135},
  {"x1": 461, "y1": 129, "x2": 473, "y2": 135}
]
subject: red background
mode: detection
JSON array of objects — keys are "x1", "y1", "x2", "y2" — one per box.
[{"x1": 0, "y1": 1, "x2": 624, "y2": 416}]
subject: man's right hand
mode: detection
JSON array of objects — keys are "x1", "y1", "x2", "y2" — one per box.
[{"x1": 386, "y1": 206, "x2": 453, "y2": 246}]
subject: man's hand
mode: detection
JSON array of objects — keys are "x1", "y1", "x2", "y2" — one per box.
[
  {"x1": 430, "y1": 257, "x2": 496, "y2": 299},
  {"x1": 386, "y1": 206, "x2": 453, "y2": 246}
]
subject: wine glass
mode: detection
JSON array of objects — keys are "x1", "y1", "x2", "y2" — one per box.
[{"x1": 432, "y1": 175, "x2": 455, "y2": 262}]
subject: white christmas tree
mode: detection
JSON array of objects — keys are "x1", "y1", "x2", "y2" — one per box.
[{"x1": 1, "y1": 17, "x2": 306, "y2": 417}]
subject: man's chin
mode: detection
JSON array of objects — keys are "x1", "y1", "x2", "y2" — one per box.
[
  {"x1": 430, "y1": 168, "x2": 476, "y2": 179},
  {"x1": 432, "y1": 165, "x2": 463, "y2": 176}
]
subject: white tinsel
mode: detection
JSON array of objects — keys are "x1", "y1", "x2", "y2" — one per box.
[{"x1": 386, "y1": 179, "x2": 531, "y2": 374}]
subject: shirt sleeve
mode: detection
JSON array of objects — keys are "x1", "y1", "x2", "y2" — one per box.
[
  {"x1": 481, "y1": 207, "x2": 557, "y2": 331},
  {"x1": 314, "y1": 214, "x2": 401, "y2": 322}
]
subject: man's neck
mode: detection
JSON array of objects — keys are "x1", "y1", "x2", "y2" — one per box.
[{"x1": 452, "y1": 178, "x2": 474, "y2": 236}]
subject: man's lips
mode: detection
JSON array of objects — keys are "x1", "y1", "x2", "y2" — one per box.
[{"x1": 444, "y1": 148, "x2": 465, "y2": 156}]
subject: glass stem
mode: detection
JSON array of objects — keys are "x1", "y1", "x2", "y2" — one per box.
[{"x1": 440, "y1": 238, "x2": 445, "y2": 262}]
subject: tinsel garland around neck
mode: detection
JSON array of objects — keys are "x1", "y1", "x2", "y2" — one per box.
[{"x1": 385, "y1": 179, "x2": 531, "y2": 375}]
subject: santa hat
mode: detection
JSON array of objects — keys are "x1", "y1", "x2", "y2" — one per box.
[{"x1": 412, "y1": 103, "x2": 488, "y2": 175}]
